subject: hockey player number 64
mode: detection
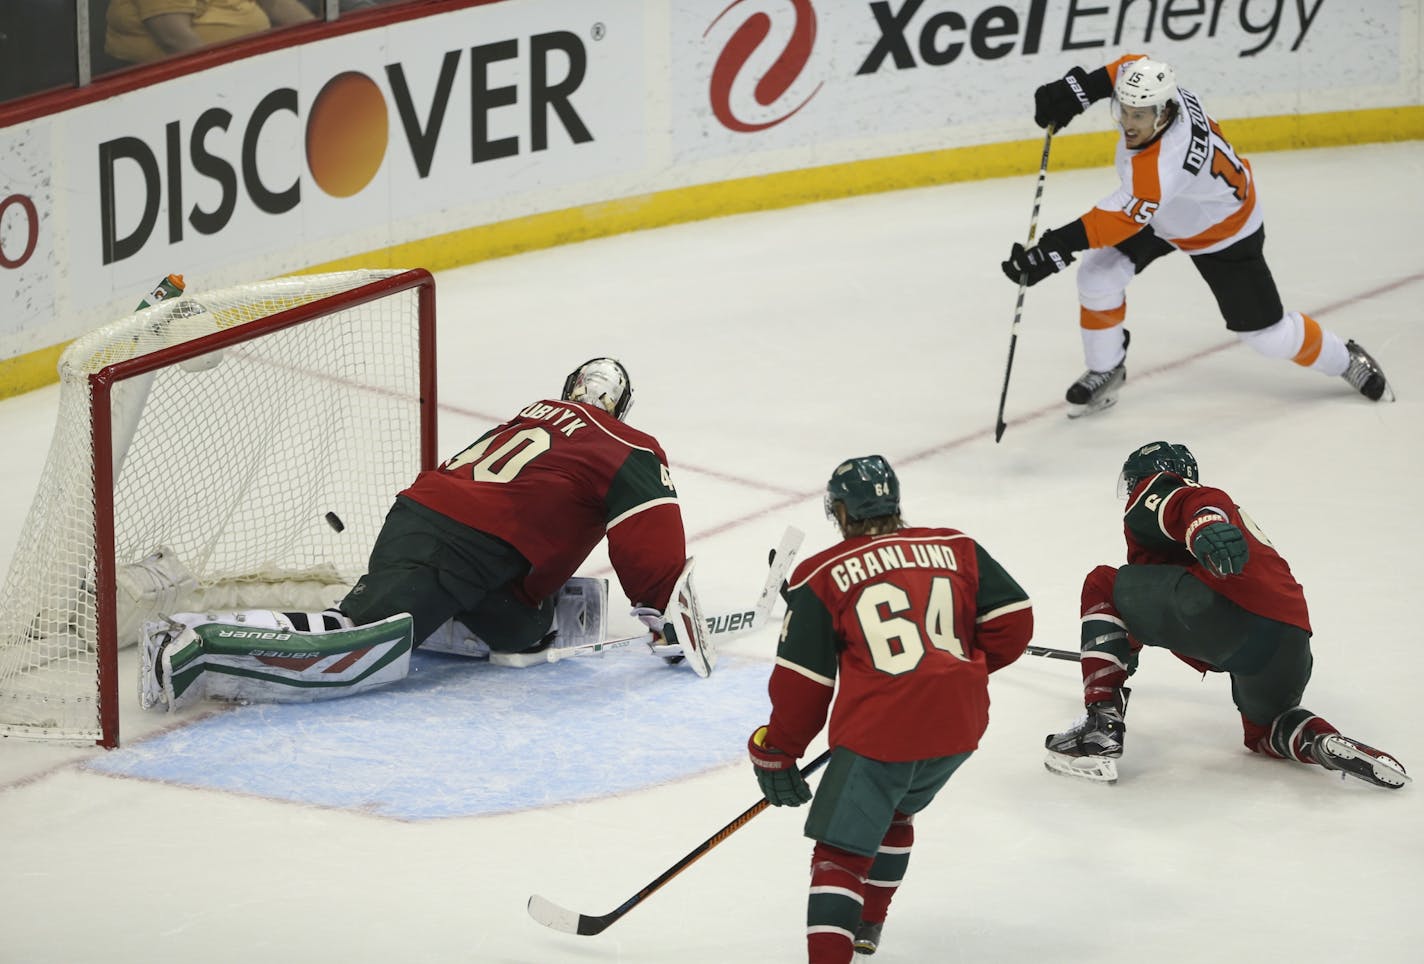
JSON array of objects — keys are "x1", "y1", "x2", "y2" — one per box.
[{"x1": 854, "y1": 577, "x2": 966, "y2": 674}]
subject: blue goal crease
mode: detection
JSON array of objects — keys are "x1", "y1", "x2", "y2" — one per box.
[{"x1": 85, "y1": 651, "x2": 772, "y2": 821}]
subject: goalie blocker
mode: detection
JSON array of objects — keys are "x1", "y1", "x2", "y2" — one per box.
[{"x1": 548, "y1": 526, "x2": 806, "y2": 677}]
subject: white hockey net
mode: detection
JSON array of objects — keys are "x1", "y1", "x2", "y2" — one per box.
[{"x1": 0, "y1": 269, "x2": 436, "y2": 745}]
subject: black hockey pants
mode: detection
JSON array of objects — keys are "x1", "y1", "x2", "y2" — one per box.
[
  {"x1": 1112, "y1": 564, "x2": 1313, "y2": 726},
  {"x1": 340, "y1": 496, "x2": 555, "y2": 650}
]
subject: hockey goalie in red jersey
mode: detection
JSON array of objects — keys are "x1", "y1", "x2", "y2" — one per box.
[
  {"x1": 1044, "y1": 440, "x2": 1408, "y2": 791},
  {"x1": 1001, "y1": 54, "x2": 1393, "y2": 416},
  {"x1": 140, "y1": 357, "x2": 691, "y2": 711},
  {"x1": 746, "y1": 455, "x2": 1032, "y2": 963}
]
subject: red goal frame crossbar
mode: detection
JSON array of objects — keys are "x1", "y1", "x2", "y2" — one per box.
[{"x1": 86, "y1": 269, "x2": 437, "y2": 747}]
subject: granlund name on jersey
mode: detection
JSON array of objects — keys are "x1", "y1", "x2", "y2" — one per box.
[{"x1": 764, "y1": 528, "x2": 1033, "y2": 763}]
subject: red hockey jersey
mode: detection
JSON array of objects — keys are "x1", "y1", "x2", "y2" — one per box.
[
  {"x1": 401, "y1": 399, "x2": 686, "y2": 609},
  {"x1": 765, "y1": 527, "x2": 1032, "y2": 763},
  {"x1": 1124, "y1": 472, "x2": 1310, "y2": 633}
]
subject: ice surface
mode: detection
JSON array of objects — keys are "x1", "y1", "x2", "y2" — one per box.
[{"x1": 1, "y1": 142, "x2": 1421, "y2": 963}]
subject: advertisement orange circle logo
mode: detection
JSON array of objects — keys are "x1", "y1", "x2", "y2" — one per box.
[{"x1": 306, "y1": 72, "x2": 389, "y2": 198}]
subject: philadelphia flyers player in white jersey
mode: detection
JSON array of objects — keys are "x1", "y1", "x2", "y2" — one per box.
[{"x1": 1001, "y1": 54, "x2": 1393, "y2": 416}]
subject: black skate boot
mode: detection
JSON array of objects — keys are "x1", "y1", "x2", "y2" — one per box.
[
  {"x1": 1311, "y1": 733, "x2": 1410, "y2": 789},
  {"x1": 1341, "y1": 340, "x2": 1394, "y2": 402},
  {"x1": 853, "y1": 920, "x2": 884, "y2": 956},
  {"x1": 1066, "y1": 331, "x2": 1129, "y2": 417},
  {"x1": 1044, "y1": 688, "x2": 1129, "y2": 783}
]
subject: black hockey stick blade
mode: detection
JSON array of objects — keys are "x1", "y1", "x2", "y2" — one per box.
[
  {"x1": 1027, "y1": 644, "x2": 1080, "y2": 661},
  {"x1": 527, "y1": 748, "x2": 834, "y2": 937}
]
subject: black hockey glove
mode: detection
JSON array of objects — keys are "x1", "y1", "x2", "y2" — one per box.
[
  {"x1": 1188, "y1": 514, "x2": 1249, "y2": 578},
  {"x1": 1034, "y1": 66, "x2": 1114, "y2": 131},
  {"x1": 1001, "y1": 223, "x2": 1085, "y2": 287}
]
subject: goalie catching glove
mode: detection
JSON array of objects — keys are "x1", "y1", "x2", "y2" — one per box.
[
  {"x1": 748, "y1": 725, "x2": 812, "y2": 807},
  {"x1": 1186, "y1": 512, "x2": 1249, "y2": 577}
]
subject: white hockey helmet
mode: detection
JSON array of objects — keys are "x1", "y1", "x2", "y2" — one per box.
[
  {"x1": 1113, "y1": 59, "x2": 1178, "y2": 135},
  {"x1": 561, "y1": 357, "x2": 634, "y2": 420}
]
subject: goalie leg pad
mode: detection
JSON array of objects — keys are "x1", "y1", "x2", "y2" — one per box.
[
  {"x1": 143, "y1": 611, "x2": 414, "y2": 708},
  {"x1": 419, "y1": 616, "x2": 554, "y2": 668},
  {"x1": 140, "y1": 609, "x2": 299, "y2": 711},
  {"x1": 419, "y1": 617, "x2": 493, "y2": 658}
]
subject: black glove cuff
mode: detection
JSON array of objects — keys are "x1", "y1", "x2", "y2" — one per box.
[
  {"x1": 1071, "y1": 65, "x2": 1115, "y2": 104},
  {"x1": 1040, "y1": 219, "x2": 1089, "y2": 255}
]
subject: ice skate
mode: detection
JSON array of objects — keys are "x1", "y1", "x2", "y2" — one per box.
[
  {"x1": 1312, "y1": 733, "x2": 1410, "y2": 789},
  {"x1": 853, "y1": 920, "x2": 884, "y2": 956},
  {"x1": 1044, "y1": 688, "x2": 1128, "y2": 783},
  {"x1": 1341, "y1": 340, "x2": 1394, "y2": 402},
  {"x1": 1066, "y1": 331, "x2": 1130, "y2": 418}
]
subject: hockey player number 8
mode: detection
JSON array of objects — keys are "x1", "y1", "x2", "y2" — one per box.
[
  {"x1": 445, "y1": 427, "x2": 552, "y2": 482},
  {"x1": 854, "y1": 576, "x2": 967, "y2": 675}
]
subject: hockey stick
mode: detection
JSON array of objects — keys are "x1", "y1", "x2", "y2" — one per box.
[
  {"x1": 1027, "y1": 644, "x2": 1079, "y2": 662},
  {"x1": 547, "y1": 526, "x2": 805, "y2": 665},
  {"x1": 993, "y1": 125, "x2": 1055, "y2": 444},
  {"x1": 527, "y1": 748, "x2": 833, "y2": 936}
]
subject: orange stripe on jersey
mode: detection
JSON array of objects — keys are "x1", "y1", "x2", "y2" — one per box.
[
  {"x1": 1081, "y1": 303, "x2": 1126, "y2": 330},
  {"x1": 1172, "y1": 157, "x2": 1257, "y2": 251},
  {"x1": 1082, "y1": 142, "x2": 1162, "y2": 249},
  {"x1": 1293, "y1": 313, "x2": 1323, "y2": 366},
  {"x1": 1081, "y1": 208, "x2": 1141, "y2": 248}
]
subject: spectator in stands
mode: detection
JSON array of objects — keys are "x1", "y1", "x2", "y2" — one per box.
[{"x1": 105, "y1": 0, "x2": 315, "y2": 65}]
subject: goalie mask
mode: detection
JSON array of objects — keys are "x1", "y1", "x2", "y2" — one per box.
[
  {"x1": 562, "y1": 357, "x2": 633, "y2": 420},
  {"x1": 1111, "y1": 58, "x2": 1178, "y2": 140},
  {"x1": 1118, "y1": 440, "x2": 1198, "y2": 499},
  {"x1": 825, "y1": 455, "x2": 900, "y2": 523}
]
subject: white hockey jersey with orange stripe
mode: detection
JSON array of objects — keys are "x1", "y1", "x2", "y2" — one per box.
[{"x1": 1082, "y1": 54, "x2": 1264, "y2": 256}]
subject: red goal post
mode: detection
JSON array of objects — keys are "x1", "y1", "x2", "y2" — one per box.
[{"x1": 0, "y1": 269, "x2": 437, "y2": 747}]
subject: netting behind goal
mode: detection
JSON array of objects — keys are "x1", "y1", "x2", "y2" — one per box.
[{"x1": 0, "y1": 269, "x2": 436, "y2": 746}]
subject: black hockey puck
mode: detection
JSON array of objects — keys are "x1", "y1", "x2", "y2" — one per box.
[{"x1": 325, "y1": 511, "x2": 345, "y2": 533}]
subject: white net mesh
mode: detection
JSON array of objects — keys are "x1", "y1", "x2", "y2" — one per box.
[{"x1": 0, "y1": 269, "x2": 431, "y2": 743}]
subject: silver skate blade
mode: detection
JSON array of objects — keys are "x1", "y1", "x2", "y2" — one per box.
[
  {"x1": 1318, "y1": 737, "x2": 1411, "y2": 788},
  {"x1": 1044, "y1": 750, "x2": 1119, "y2": 784},
  {"x1": 1066, "y1": 395, "x2": 1119, "y2": 419}
]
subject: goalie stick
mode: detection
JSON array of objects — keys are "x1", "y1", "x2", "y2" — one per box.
[
  {"x1": 527, "y1": 748, "x2": 833, "y2": 937},
  {"x1": 547, "y1": 526, "x2": 805, "y2": 668}
]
